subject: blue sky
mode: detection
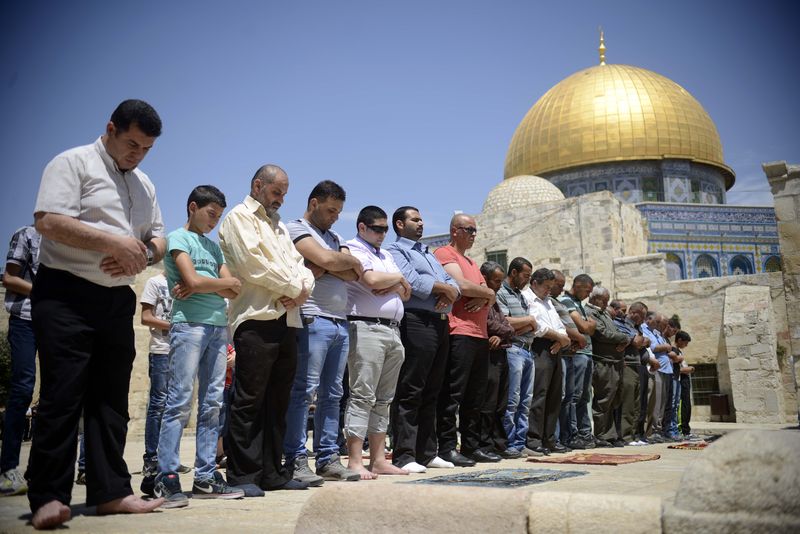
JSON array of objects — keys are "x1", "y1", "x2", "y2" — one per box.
[{"x1": 1, "y1": 0, "x2": 798, "y2": 245}]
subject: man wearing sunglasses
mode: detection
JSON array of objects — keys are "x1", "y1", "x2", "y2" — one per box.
[
  {"x1": 387, "y1": 207, "x2": 460, "y2": 473},
  {"x1": 342, "y1": 206, "x2": 411, "y2": 479},
  {"x1": 434, "y1": 215, "x2": 498, "y2": 465}
]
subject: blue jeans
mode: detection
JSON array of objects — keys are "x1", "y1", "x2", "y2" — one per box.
[
  {"x1": 143, "y1": 352, "x2": 171, "y2": 463},
  {"x1": 571, "y1": 354, "x2": 593, "y2": 440},
  {"x1": 503, "y1": 345, "x2": 534, "y2": 451},
  {"x1": 0, "y1": 316, "x2": 37, "y2": 472},
  {"x1": 666, "y1": 376, "x2": 681, "y2": 436},
  {"x1": 284, "y1": 316, "x2": 349, "y2": 466},
  {"x1": 158, "y1": 322, "x2": 227, "y2": 481}
]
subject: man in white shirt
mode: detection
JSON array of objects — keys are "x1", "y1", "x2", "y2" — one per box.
[
  {"x1": 522, "y1": 268, "x2": 570, "y2": 455},
  {"x1": 343, "y1": 206, "x2": 411, "y2": 479},
  {"x1": 28, "y1": 100, "x2": 166, "y2": 529}
]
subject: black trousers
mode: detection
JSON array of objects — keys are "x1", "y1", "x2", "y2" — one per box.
[
  {"x1": 391, "y1": 310, "x2": 449, "y2": 467},
  {"x1": 479, "y1": 348, "x2": 509, "y2": 452},
  {"x1": 527, "y1": 342, "x2": 562, "y2": 449},
  {"x1": 680, "y1": 375, "x2": 692, "y2": 435},
  {"x1": 27, "y1": 265, "x2": 136, "y2": 512},
  {"x1": 636, "y1": 364, "x2": 650, "y2": 438},
  {"x1": 437, "y1": 335, "x2": 489, "y2": 455},
  {"x1": 227, "y1": 317, "x2": 297, "y2": 490}
]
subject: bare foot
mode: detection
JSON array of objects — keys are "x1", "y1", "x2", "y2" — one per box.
[
  {"x1": 96, "y1": 494, "x2": 164, "y2": 515},
  {"x1": 369, "y1": 461, "x2": 409, "y2": 475},
  {"x1": 348, "y1": 463, "x2": 378, "y2": 480},
  {"x1": 31, "y1": 500, "x2": 71, "y2": 530}
]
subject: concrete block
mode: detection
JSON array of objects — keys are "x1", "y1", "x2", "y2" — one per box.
[{"x1": 528, "y1": 492, "x2": 662, "y2": 534}]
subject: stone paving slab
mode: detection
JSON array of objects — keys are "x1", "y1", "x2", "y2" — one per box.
[{"x1": 0, "y1": 424, "x2": 792, "y2": 533}]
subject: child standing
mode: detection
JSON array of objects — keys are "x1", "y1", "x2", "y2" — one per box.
[{"x1": 154, "y1": 186, "x2": 244, "y2": 507}]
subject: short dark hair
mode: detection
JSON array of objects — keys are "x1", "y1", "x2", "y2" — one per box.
[
  {"x1": 668, "y1": 316, "x2": 682, "y2": 330},
  {"x1": 573, "y1": 273, "x2": 594, "y2": 287},
  {"x1": 507, "y1": 257, "x2": 532, "y2": 276},
  {"x1": 357, "y1": 205, "x2": 387, "y2": 227},
  {"x1": 629, "y1": 301, "x2": 648, "y2": 313},
  {"x1": 609, "y1": 300, "x2": 624, "y2": 310},
  {"x1": 392, "y1": 206, "x2": 418, "y2": 234},
  {"x1": 531, "y1": 267, "x2": 555, "y2": 284},
  {"x1": 110, "y1": 99, "x2": 162, "y2": 137},
  {"x1": 187, "y1": 185, "x2": 226, "y2": 218},
  {"x1": 308, "y1": 180, "x2": 345, "y2": 206},
  {"x1": 480, "y1": 261, "x2": 504, "y2": 278},
  {"x1": 251, "y1": 164, "x2": 286, "y2": 188},
  {"x1": 675, "y1": 330, "x2": 692, "y2": 342}
]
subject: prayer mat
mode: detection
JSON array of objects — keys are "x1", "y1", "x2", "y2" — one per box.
[
  {"x1": 668, "y1": 441, "x2": 709, "y2": 450},
  {"x1": 409, "y1": 468, "x2": 586, "y2": 488},
  {"x1": 527, "y1": 453, "x2": 660, "y2": 465}
]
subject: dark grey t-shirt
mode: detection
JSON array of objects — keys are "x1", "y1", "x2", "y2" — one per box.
[{"x1": 287, "y1": 218, "x2": 349, "y2": 319}]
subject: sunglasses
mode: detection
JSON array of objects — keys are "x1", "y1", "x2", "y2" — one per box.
[
  {"x1": 366, "y1": 224, "x2": 389, "y2": 234},
  {"x1": 456, "y1": 226, "x2": 477, "y2": 235}
]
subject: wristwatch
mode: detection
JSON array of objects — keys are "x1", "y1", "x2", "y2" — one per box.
[{"x1": 146, "y1": 246, "x2": 155, "y2": 266}]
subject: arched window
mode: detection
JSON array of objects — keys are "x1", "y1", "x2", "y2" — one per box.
[
  {"x1": 694, "y1": 254, "x2": 718, "y2": 278},
  {"x1": 764, "y1": 256, "x2": 782, "y2": 273},
  {"x1": 665, "y1": 253, "x2": 684, "y2": 281},
  {"x1": 729, "y1": 255, "x2": 753, "y2": 275}
]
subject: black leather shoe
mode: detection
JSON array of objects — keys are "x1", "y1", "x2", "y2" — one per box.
[
  {"x1": 440, "y1": 450, "x2": 476, "y2": 467},
  {"x1": 532, "y1": 446, "x2": 551, "y2": 456},
  {"x1": 549, "y1": 443, "x2": 571, "y2": 454},
  {"x1": 497, "y1": 448, "x2": 522, "y2": 459},
  {"x1": 612, "y1": 439, "x2": 626, "y2": 447},
  {"x1": 470, "y1": 450, "x2": 502, "y2": 463},
  {"x1": 566, "y1": 438, "x2": 587, "y2": 450},
  {"x1": 594, "y1": 438, "x2": 613, "y2": 448}
]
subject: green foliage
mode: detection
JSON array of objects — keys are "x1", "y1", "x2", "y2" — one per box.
[{"x1": 0, "y1": 331, "x2": 10, "y2": 406}]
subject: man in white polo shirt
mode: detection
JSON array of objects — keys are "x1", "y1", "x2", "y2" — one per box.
[
  {"x1": 343, "y1": 206, "x2": 411, "y2": 479},
  {"x1": 28, "y1": 100, "x2": 166, "y2": 529}
]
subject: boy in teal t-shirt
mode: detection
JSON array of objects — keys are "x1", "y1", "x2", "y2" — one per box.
[{"x1": 153, "y1": 185, "x2": 244, "y2": 507}]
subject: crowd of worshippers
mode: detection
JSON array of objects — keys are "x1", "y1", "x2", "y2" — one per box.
[{"x1": 0, "y1": 99, "x2": 696, "y2": 528}]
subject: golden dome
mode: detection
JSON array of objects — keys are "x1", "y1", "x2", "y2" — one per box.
[
  {"x1": 503, "y1": 64, "x2": 735, "y2": 189},
  {"x1": 483, "y1": 174, "x2": 565, "y2": 212}
]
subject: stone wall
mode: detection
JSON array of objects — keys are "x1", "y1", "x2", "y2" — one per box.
[
  {"x1": 471, "y1": 190, "x2": 648, "y2": 285},
  {"x1": 723, "y1": 285, "x2": 785, "y2": 423},
  {"x1": 764, "y1": 161, "x2": 800, "y2": 423}
]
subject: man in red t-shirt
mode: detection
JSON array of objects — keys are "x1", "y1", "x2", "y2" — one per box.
[{"x1": 433, "y1": 214, "x2": 499, "y2": 465}]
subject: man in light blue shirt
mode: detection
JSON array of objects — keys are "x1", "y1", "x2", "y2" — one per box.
[
  {"x1": 641, "y1": 313, "x2": 672, "y2": 442},
  {"x1": 386, "y1": 206, "x2": 460, "y2": 473}
]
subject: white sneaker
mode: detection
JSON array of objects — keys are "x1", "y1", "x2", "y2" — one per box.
[
  {"x1": 400, "y1": 461, "x2": 428, "y2": 473},
  {"x1": 426, "y1": 456, "x2": 455, "y2": 469},
  {"x1": 0, "y1": 469, "x2": 28, "y2": 496}
]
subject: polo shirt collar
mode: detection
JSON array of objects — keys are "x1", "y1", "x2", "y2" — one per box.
[{"x1": 356, "y1": 234, "x2": 380, "y2": 255}]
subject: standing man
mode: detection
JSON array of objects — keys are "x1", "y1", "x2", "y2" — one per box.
[
  {"x1": 585, "y1": 287, "x2": 632, "y2": 447},
  {"x1": 642, "y1": 314, "x2": 671, "y2": 442},
  {"x1": 284, "y1": 181, "x2": 364, "y2": 484},
  {"x1": 218, "y1": 164, "x2": 315, "y2": 492},
  {"x1": 478, "y1": 261, "x2": 517, "y2": 458},
  {"x1": 611, "y1": 301, "x2": 651, "y2": 444},
  {"x1": 28, "y1": 100, "x2": 165, "y2": 529},
  {"x1": 343, "y1": 206, "x2": 411, "y2": 479},
  {"x1": 524, "y1": 268, "x2": 571, "y2": 455},
  {"x1": 434, "y1": 214, "x2": 497, "y2": 464},
  {"x1": 495, "y1": 257, "x2": 539, "y2": 456},
  {"x1": 387, "y1": 207, "x2": 460, "y2": 473},
  {"x1": 675, "y1": 331, "x2": 695, "y2": 439},
  {"x1": 0, "y1": 225, "x2": 41, "y2": 496},
  {"x1": 559, "y1": 274, "x2": 596, "y2": 450}
]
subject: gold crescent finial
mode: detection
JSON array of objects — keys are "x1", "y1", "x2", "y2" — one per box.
[{"x1": 598, "y1": 26, "x2": 606, "y2": 65}]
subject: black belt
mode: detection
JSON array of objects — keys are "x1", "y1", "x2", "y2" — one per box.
[
  {"x1": 511, "y1": 340, "x2": 532, "y2": 351},
  {"x1": 302, "y1": 315, "x2": 348, "y2": 325},
  {"x1": 531, "y1": 338, "x2": 555, "y2": 352},
  {"x1": 405, "y1": 308, "x2": 448, "y2": 321},
  {"x1": 347, "y1": 315, "x2": 400, "y2": 327}
]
